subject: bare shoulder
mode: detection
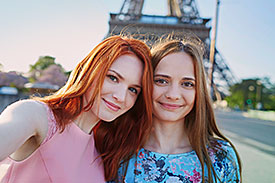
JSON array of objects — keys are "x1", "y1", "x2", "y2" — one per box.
[
  {"x1": 0, "y1": 99, "x2": 50, "y2": 160},
  {"x1": 0, "y1": 99, "x2": 49, "y2": 137},
  {"x1": 3, "y1": 99, "x2": 44, "y2": 112}
]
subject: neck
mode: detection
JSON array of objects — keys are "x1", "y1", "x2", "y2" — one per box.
[
  {"x1": 144, "y1": 117, "x2": 192, "y2": 154},
  {"x1": 74, "y1": 110, "x2": 99, "y2": 134}
]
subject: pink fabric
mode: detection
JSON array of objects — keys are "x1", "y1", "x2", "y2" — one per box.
[{"x1": 0, "y1": 101, "x2": 105, "y2": 183}]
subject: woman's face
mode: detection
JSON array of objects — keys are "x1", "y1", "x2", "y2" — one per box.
[
  {"x1": 86, "y1": 54, "x2": 144, "y2": 122},
  {"x1": 152, "y1": 52, "x2": 196, "y2": 123}
]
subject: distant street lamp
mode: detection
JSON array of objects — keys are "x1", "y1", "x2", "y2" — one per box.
[
  {"x1": 248, "y1": 85, "x2": 255, "y2": 92},
  {"x1": 256, "y1": 80, "x2": 262, "y2": 109},
  {"x1": 208, "y1": 0, "x2": 220, "y2": 88},
  {"x1": 247, "y1": 85, "x2": 255, "y2": 109},
  {"x1": 247, "y1": 81, "x2": 263, "y2": 110}
]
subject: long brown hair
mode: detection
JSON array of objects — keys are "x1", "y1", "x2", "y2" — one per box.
[
  {"x1": 34, "y1": 35, "x2": 153, "y2": 181},
  {"x1": 150, "y1": 34, "x2": 242, "y2": 183}
]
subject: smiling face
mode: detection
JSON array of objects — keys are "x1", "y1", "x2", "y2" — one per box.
[
  {"x1": 152, "y1": 52, "x2": 196, "y2": 123},
  {"x1": 86, "y1": 54, "x2": 144, "y2": 122}
]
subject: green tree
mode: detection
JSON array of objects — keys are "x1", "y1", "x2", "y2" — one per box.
[
  {"x1": 261, "y1": 83, "x2": 275, "y2": 110},
  {"x1": 30, "y1": 56, "x2": 57, "y2": 71},
  {"x1": 225, "y1": 78, "x2": 275, "y2": 111},
  {"x1": 29, "y1": 56, "x2": 65, "y2": 82}
]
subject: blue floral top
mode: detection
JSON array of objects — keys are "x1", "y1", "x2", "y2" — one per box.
[{"x1": 115, "y1": 140, "x2": 240, "y2": 183}]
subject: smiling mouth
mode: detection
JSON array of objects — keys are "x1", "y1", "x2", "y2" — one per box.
[
  {"x1": 158, "y1": 102, "x2": 182, "y2": 110},
  {"x1": 103, "y1": 98, "x2": 121, "y2": 112}
]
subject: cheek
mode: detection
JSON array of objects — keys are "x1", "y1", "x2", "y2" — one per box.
[
  {"x1": 100, "y1": 79, "x2": 111, "y2": 93},
  {"x1": 185, "y1": 90, "x2": 196, "y2": 105},
  {"x1": 84, "y1": 86, "x2": 94, "y2": 103},
  {"x1": 125, "y1": 95, "x2": 138, "y2": 109},
  {"x1": 90, "y1": 97, "x2": 100, "y2": 115},
  {"x1": 152, "y1": 86, "x2": 165, "y2": 101}
]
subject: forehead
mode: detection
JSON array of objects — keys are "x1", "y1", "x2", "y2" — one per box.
[
  {"x1": 111, "y1": 54, "x2": 142, "y2": 68},
  {"x1": 109, "y1": 54, "x2": 144, "y2": 83},
  {"x1": 155, "y1": 52, "x2": 195, "y2": 77}
]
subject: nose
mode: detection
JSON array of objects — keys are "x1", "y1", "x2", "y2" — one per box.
[
  {"x1": 112, "y1": 87, "x2": 127, "y2": 102},
  {"x1": 165, "y1": 84, "x2": 181, "y2": 100}
]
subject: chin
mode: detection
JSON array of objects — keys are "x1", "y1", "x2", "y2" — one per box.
[
  {"x1": 98, "y1": 114, "x2": 117, "y2": 122},
  {"x1": 102, "y1": 118, "x2": 115, "y2": 122},
  {"x1": 157, "y1": 114, "x2": 183, "y2": 122}
]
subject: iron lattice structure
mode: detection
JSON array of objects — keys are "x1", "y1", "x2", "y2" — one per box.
[{"x1": 107, "y1": 0, "x2": 237, "y2": 98}]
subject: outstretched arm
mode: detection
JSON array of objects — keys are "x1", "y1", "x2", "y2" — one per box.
[{"x1": 0, "y1": 100, "x2": 48, "y2": 161}]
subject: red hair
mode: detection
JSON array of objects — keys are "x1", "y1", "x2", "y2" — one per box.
[
  {"x1": 33, "y1": 35, "x2": 153, "y2": 180},
  {"x1": 93, "y1": 37, "x2": 153, "y2": 181}
]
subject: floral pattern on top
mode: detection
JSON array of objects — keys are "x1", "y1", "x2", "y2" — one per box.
[{"x1": 115, "y1": 140, "x2": 240, "y2": 183}]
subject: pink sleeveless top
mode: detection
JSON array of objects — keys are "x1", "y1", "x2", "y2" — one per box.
[{"x1": 0, "y1": 101, "x2": 105, "y2": 183}]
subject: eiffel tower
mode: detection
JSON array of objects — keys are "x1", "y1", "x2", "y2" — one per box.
[{"x1": 107, "y1": 0, "x2": 237, "y2": 99}]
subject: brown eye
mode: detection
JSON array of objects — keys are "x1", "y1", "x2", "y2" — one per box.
[
  {"x1": 154, "y1": 78, "x2": 168, "y2": 85},
  {"x1": 182, "y1": 81, "x2": 195, "y2": 88}
]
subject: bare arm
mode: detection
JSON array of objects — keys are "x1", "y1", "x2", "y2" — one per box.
[{"x1": 0, "y1": 100, "x2": 48, "y2": 161}]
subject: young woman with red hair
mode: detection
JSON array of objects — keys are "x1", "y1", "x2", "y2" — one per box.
[
  {"x1": 114, "y1": 34, "x2": 242, "y2": 183},
  {"x1": 0, "y1": 35, "x2": 153, "y2": 183}
]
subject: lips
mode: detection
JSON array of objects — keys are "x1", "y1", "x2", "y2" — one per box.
[
  {"x1": 158, "y1": 102, "x2": 182, "y2": 110},
  {"x1": 103, "y1": 98, "x2": 121, "y2": 112}
]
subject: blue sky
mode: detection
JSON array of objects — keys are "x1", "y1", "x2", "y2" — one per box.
[{"x1": 0, "y1": 0, "x2": 274, "y2": 83}]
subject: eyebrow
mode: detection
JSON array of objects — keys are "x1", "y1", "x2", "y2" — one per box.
[
  {"x1": 109, "y1": 69, "x2": 142, "y2": 89},
  {"x1": 109, "y1": 69, "x2": 124, "y2": 80},
  {"x1": 154, "y1": 74, "x2": 196, "y2": 81},
  {"x1": 183, "y1": 77, "x2": 196, "y2": 81},
  {"x1": 154, "y1": 74, "x2": 170, "y2": 78}
]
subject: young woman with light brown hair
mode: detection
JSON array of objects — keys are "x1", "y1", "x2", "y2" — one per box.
[
  {"x1": 116, "y1": 34, "x2": 242, "y2": 183},
  {"x1": 0, "y1": 35, "x2": 153, "y2": 183}
]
